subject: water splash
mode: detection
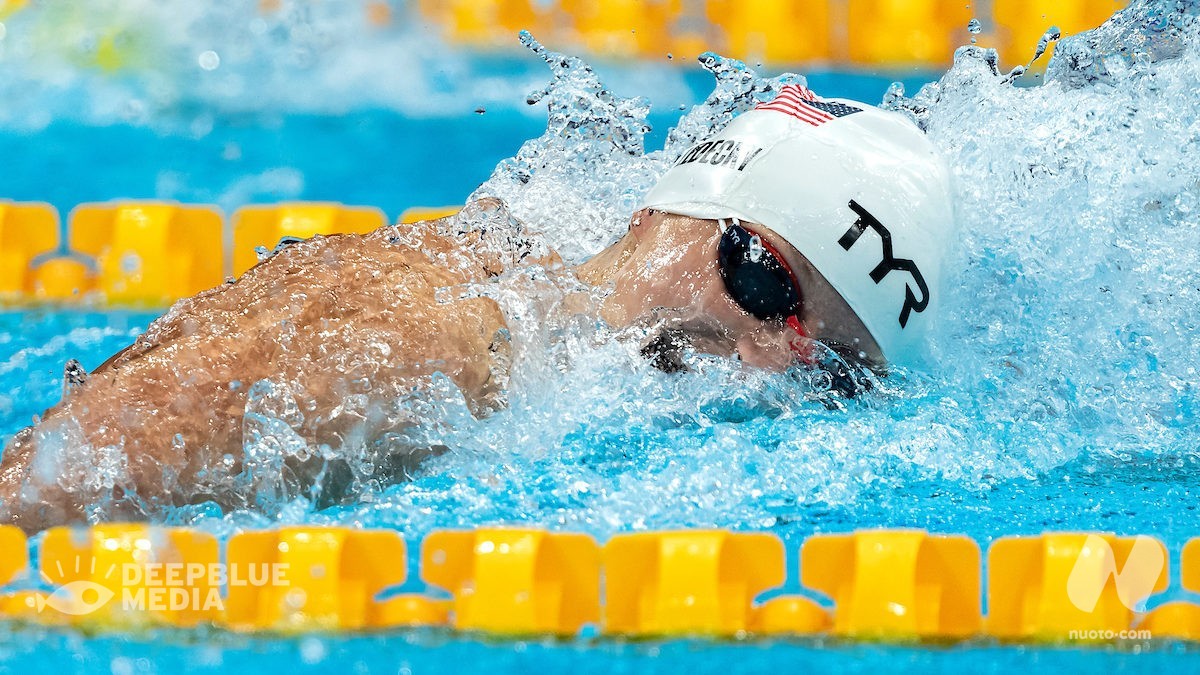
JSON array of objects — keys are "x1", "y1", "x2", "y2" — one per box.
[
  {"x1": 1047, "y1": 0, "x2": 1198, "y2": 87},
  {"x1": 472, "y1": 31, "x2": 659, "y2": 262},
  {"x1": 475, "y1": 34, "x2": 798, "y2": 263},
  {"x1": 881, "y1": 0, "x2": 1200, "y2": 479}
]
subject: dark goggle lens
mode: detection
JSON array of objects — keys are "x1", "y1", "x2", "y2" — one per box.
[{"x1": 717, "y1": 224, "x2": 802, "y2": 321}]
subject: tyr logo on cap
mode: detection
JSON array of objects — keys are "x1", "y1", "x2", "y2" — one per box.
[{"x1": 838, "y1": 200, "x2": 929, "y2": 329}]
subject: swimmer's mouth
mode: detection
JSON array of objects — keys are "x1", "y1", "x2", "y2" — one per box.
[
  {"x1": 640, "y1": 327, "x2": 693, "y2": 374},
  {"x1": 638, "y1": 319, "x2": 737, "y2": 374}
]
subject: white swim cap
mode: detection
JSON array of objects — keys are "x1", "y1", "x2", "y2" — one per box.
[{"x1": 640, "y1": 85, "x2": 955, "y2": 369}]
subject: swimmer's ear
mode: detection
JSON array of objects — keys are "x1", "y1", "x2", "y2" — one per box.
[
  {"x1": 629, "y1": 208, "x2": 652, "y2": 232},
  {"x1": 62, "y1": 359, "x2": 88, "y2": 398}
]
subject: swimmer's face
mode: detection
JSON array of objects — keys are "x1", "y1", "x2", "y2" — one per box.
[{"x1": 584, "y1": 209, "x2": 884, "y2": 371}]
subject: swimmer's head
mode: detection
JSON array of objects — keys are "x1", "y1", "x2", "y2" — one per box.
[{"x1": 640, "y1": 85, "x2": 956, "y2": 370}]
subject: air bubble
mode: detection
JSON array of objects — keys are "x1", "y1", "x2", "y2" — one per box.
[{"x1": 198, "y1": 50, "x2": 220, "y2": 71}]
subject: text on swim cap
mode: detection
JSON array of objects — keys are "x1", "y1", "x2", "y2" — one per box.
[
  {"x1": 839, "y1": 200, "x2": 929, "y2": 329},
  {"x1": 674, "y1": 140, "x2": 765, "y2": 171}
]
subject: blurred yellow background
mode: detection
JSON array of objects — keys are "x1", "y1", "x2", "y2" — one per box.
[
  {"x1": 412, "y1": 0, "x2": 1127, "y2": 68},
  {"x1": 0, "y1": 0, "x2": 1130, "y2": 72}
]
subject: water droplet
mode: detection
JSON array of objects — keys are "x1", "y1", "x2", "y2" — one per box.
[
  {"x1": 299, "y1": 637, "x2": 326, "y2": 665},
  {"x1": 285, "y1": 588, "x2": 308, "y2": 610},
  {"x1": 1030, "y1": 26, "x2": 1062, "y2": 65},
  {"x1": 198, "y1": 50, "x2": 220, "y2": 71},
  {"x1": 111, "y1": 657, "x2": 134, "y2": 675},
  {"x1": 273, "y1": 236, "x2": 304, "y2": 254},
  {"x1": 968, "y1": 18, "x2": 983, "y2": 34},
  {"x1": 62, "y1": 359, "x2": 87, "y2": 397},
  {"x1": 120, "y1": 252, "x2": 141, "y2": 274}
]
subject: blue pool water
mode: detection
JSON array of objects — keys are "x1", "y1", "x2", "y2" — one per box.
[
  {"x1": 1, "y1": 625, "x2": 1198, "y2": 674},
  {"x1": 4, "y1": 0, "x2": 1200, "y2": 671},
  {"x1": 0, "y1": 72, "x2": 931, "y2": 221}
]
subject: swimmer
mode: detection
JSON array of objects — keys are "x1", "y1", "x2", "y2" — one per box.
[{"x1": 0, "y1": 86, "x2": 954, "y2": 532}]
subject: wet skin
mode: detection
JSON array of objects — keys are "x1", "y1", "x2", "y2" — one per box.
[{"x1": 0, "y1": 200, "x2": 881, "y2": 532}]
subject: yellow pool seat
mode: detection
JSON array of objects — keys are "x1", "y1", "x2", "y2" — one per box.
[
  {"x1": 748, "y1": 593, "x2": 831, "y2": 635},
  {"x1": 706, "y1": 0, "x2": 831, "y2": 64},
  {"x1": 603, "y1": 530, "x2": 825, "y2": 636},
  {"x1": 399, "y1": 205, "x2": 463, "y2": 224},
  {"x1": 417, "y1": 528, "x2": 600, "y2": 635},
  {"x1": 225, "y1": 527, "x2": 408, "y2": 632},
  {"x1": 69, "y1": 202, "x2": 224, "y2": 306},
  {"x1": 557, "y1": 0, "x2": 681, "y2": 58},
  {"x1": 30, "y1": 256, "x2": 96, "y2": 301},
  {"x1": 802, "y1": 529, "x2": 981, "y2": 639},
  {"x1": 845, "y1": 0, "x2": 973, "y2": 68},
  {"x1": 1141, "y1": 599, "x2": 1200, "y2": 640},
  {"x1": 0, "y1": 526, "x2": 37, "y2": 619},
  {"x1": 0, "y1": 201, "x2": 60, "y2": 298},
  {"x1": 1139, "y1": 538, "x2": 1200, "y2": 639},
  {"x1": 0, "y1": 0, "x2": 27, "y2": 19},
  {"x1": 0, "y1": 525, "x2": 28, "y2": 586},
  {"x1": 417, "y1": 0, "x2": 546, "y2": 47},
  {"x1": 987, "y1": 532, "x2": 1168, "y2": 640},
  {"x1": 365, "y1": 1, "x2": 393, "y2": 28},
  {"x1": 993, "y1": 0, "x2": 1127, "y2": 65},
  {"x1": 232, "y1": 202, "x2": 387, "y2": 276}
]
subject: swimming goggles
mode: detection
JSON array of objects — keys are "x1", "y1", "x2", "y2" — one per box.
[{"x1": 716, "y1": 219, "x2": 812, "y2": 361}]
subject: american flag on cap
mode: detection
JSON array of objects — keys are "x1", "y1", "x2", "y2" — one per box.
[{"x1": 755, "y1": 84, "x2": 863, "y2": 127}]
